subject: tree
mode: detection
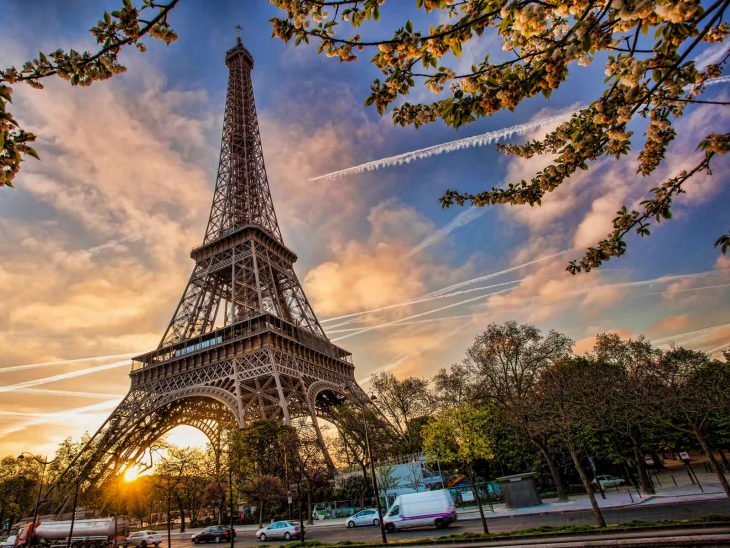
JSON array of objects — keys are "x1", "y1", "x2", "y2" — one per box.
[
  {"x1": 270, "y1": 0, "x2": 730, "y2": 271},
  {"x1": 538, "y1": 357, "x2": 606, "y2": 527},
  {"x1": 432, "y1": 361, "x2": 479, "y2": 407},
  {"x1": 370, "y1": 371, "x2": 435, "y2": 454},
  {"x1": 590, "y1": 333, "x2": 662, "y2": 495},
  {"x1": 239, "y1": 475, "x2": 286, "y2": 528},
  {"x1": 466, "y1": 321, "x2": 573, "y2": 501},
  {"x1": 0, "y1": 457, "x2": 40, "y2": 531},
  {"x1": 155, "y1": 447, "x2": 208, "y2": 532},
  {"x1": 423, "y1": 403, "x2": 494, "y2": 534},
  {"x1": 654, "y1": 347, "x2": 730, "y2": 499}
]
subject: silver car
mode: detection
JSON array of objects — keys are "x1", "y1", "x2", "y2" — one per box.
[
  {"x1": 255, "y1": 521, "x2": 303, "y2": 542},
  {"x1": 124, "y1": 531, "x2": 162, "y2": 547},
  {"x1": 346, "y1": 509, "x2": 381, "y2": 528}
]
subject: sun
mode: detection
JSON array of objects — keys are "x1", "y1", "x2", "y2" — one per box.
[{"x1": 123, "y1": 466, "x2": 141, "y2": 482}]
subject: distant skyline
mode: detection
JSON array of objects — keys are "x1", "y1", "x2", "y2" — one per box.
[{"x1": 0, "y1": 1, "x2": 728, "y2": 457}]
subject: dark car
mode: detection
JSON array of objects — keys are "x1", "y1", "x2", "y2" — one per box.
[{"x1": 191, "y1": 526, "x2": 236, "y2": 544}]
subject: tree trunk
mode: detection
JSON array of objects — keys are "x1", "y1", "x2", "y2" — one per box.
[
  {"x1": 307, "y1": 488, "x2": 313, "y2": 525},
  {"x1": 719, "y1": 448, "x2": 730, "y2": 472},
  {"x1": 258, "y1": 500, "x2": 264, "y2": 528},
  {"x1": 566, "y1": 441, "x2": 606, "y2": 527},
  {"x1": 532, "y1": 438, "x2": 569, "y2": 501},
  {"x1": 694, "y1": 428, "x2": 730, "y2": 499},
  {"x1": 178, "y1": 501, "x2": 186, "y2": 533},
  {"x1": 632, "y1": 442, "x2": 654, "y2": 495},
  {"x1": 467, "y1": 468, "x2": 489, "y2": 534}
]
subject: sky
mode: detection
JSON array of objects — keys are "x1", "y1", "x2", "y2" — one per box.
[{"x1": 0, "y1": 1, "x2": 728, "y2": 457}]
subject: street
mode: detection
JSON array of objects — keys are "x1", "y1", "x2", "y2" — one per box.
[{"x1": 163, "y1": 499, "x2": 730, "y2": 547}]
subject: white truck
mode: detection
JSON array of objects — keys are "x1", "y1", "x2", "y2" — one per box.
[
  {"x1": 11, "y1": 517, "x2": 129, "y2": 548},
  {"x1": 383, "y1": 490, "x2": 457, "y2": 532}
]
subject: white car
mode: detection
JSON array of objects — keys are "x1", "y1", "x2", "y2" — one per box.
[
  {"x1": 346, "y1": 508, "x2": 381, "y2": 528},
  {"x1": 255, "y1": 521, "x2": 303, "y2": 542},
  {"x1": 0, "y1": 535, "x2": 17, "y2": 548},
  {"x1": 593, "y1": 475, "x2": 626, "y2": 488},
  {"x1": 124, "y1": 531, "x2": 162, "y2": 547}
]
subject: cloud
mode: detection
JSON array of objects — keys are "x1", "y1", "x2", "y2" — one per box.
[
  {"x1": 305, "y1": 201, "x2": 435, "y2": 317},
  {"x1": 648, "y1": 314, "x2": 690, "y2": 334}
]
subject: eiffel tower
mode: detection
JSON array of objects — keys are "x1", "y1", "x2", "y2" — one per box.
[{"x1": 44, "y1": 34, "x2": 363, "y2": 513}]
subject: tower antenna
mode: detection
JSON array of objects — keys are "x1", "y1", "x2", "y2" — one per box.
[{"x1": 235, "y1": 24, "x2": 241, "y2": 44}]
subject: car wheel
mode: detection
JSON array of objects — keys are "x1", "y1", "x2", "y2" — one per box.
[
  {"x1": 372, "y1": 519, "x2": 380, "y2": 526},
  {"x1": 385, "y1": 523, "x2": 395, "y2": 533},
  {"x1": 259, "y1": 533, "x2": 266, "y2": 542},
  {"x1": 284, "y1": 533, "x2": 291, "y2": 540},
  {"x1": 141, "y1": 542, "x2": 147, "y2": 548},
  {"x1": 347, "y1": 521, "x2": 355, "y2": 528}
]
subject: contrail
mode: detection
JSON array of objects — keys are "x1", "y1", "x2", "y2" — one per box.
[
  {"x1": 651, "y1": 322, "x2": 730, "y2": 346},
  {"x1": 10, "y1": 387, "x2": 124, "y2": 399},
  {"x1": 309, "y1": 113, "x2": 573, "y2": 182},
  {"x1": 0, "y1": 359, "x2": 130, "y2": 394},
  {"x1": 321, "y1": 279, "x2": 520, "y2": 325},
  {"x1": 356, "y1": 320, "x2": 473, "y2": 384},
  {"x1": 332, "y1": 272, "x2": 726, "y2": 341},
  {"x1": 407, "y1": 207, "x2": 489, "y2": 257},
  {"x1": 0, "y1": 398, "x2": 122, "y2": 437},
  {"x1": 321, "y1": 251, "x2": 569, "y2": 324},
  {"x1": 332, "y1": 287, "x2": 513, "y2": 342},
  {"x1": 311, "y1": 76, "x2": 729, "y2": 184},
  {"x1": 87, "y1": 234, "x2": 143, "y2": 256},
  {"x1": 426, "y1": 250, "x2": 572, "y2": 298},
  {"x1": 0, "y1": 352, "x2": 138, "y2": 374}
]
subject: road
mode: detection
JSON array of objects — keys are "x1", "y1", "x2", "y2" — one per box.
[{"x1": 163, "y1": 499, "x2": 730, "y2": 547}]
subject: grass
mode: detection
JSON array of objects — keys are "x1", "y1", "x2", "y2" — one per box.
[{"x1": 260, "y1": 514, "x2": 730, "y2": 548}]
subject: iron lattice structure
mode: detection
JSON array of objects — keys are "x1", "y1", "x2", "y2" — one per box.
[{"x1": 43, "y1": 38, "x2": 364, "y2": 514}]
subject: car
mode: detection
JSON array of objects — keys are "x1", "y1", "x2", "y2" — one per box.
[
  {"x1": 345, "y1": 509, "x2": 381, "y2": 528},
  {"x1": 255, "y1": 521, "x2": 303, "y2": 542},
  {"x1": 383, "y1": 490, "x2": 457, "y2": 532},
  {"x1": 191, "y1": 526, "x2": 236, "y2": 544},
  {"x1": 592, "y1": 475, "x2": 626, "y2": 488},
  {"x1": 123, "y1": 531, "x2": 161, "y2": 547},
  {"x1": 0, "y1": 535, "x2": 17, "y2": 548}
]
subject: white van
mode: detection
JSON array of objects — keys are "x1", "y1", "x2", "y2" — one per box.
[{"x1": 383, "y1": 490, "x2": 457, "y2": 531}]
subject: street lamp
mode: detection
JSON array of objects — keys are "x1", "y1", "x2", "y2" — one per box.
[
  {"x1": 342, "y1": 385, "x2": 387, "y2": 544},
  {"x1": 17, "y1": 453, "x2": 57, "y2": 543}
]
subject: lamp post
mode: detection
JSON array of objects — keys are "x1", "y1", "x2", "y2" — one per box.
[
  {"x1": 67, "y1": 476, "x2": 81, "y2": 548},
  {"x1": 228, "y1": 457, "x2": 234, "y2": 548},
  {"x1": 342, "y1": 386, "x2": 387, "y2": 544},
  {"x1": 18, "y1": 453, "x2": 57, "y2": 544}
]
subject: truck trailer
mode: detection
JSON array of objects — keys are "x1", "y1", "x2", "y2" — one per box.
[{"x1": 10, "y1": 517, "x2": 129, "y2": 548}]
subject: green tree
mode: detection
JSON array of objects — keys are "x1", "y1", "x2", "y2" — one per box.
[
  {"x1": 589, "y1": 333, "x2": 662, "y2": 495},
  {"x1": 466, "y1": 321, "x2": 573, "y2": 501},
  {"x1": 270, "y1": 0, "x2": 730, "y2": 270},
  {"x1": 654, "y1": 347, "x2": 730, "y2": 499},
  {"x1": 423, "y1": 403, "x2": 494, "y2": 534},
  {"x1": 0, "y1": 456, "x2": 40, "y2": 531},
  {"x1": 538, "y1": 357, "x2": 606, "y2": 527}
]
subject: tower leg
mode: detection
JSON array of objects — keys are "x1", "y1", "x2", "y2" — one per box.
[{"x1": 307, "y1": 402, "x2": 336, "y2": 475}]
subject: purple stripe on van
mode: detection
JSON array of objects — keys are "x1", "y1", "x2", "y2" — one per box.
[{"x1": 400, "y1": 512, "x2": 454, "y2": 521}]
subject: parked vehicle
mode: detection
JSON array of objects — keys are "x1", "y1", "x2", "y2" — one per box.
[
  {"x1": 0, "y1": 535, "x2": 17, "y2": 548},
  {"x1": 191, "y1": 526, "x2": 236, "y2": 544},
  {"x1": 345, "y1": 509, "x2": 381, "y2": 528},
  {"x1": 592, "y1": 475, "x2": 625, "y2": 488},
  {"x1": 8, "y1": 517, "x2": 129, "y2": 548},
  {"x1": 255, "y1": 521, "x2": 303, "y2": 542},
  {"x1": 123, "y1": 531, "x2": 161, "y2": 547},
  {"x1": 383, "y1": 490, "x2": 457, "y2": 532}
]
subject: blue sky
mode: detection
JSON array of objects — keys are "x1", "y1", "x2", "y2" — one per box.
[{"x1": 0, "y1": 1, "x2": 728, "y2": 454}]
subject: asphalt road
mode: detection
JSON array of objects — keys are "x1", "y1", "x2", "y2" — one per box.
[{"x1": 164, "y1": 499, "x2": 730, "y2": 547}]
